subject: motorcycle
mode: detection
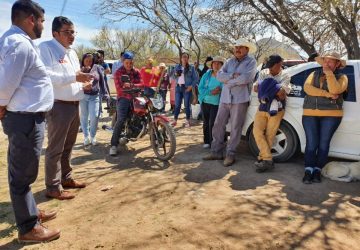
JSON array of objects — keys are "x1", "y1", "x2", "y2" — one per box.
[{"x1": 103, "y1": 75, "x2": 176, "y2": 161}]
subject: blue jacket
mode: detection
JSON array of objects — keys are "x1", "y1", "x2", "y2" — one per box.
[
  {"x1": 198, "y1": 69, "x2": 223, "y2": 105},
  {"x1": 258, "y1": 78, "x2": 284, "y2": 113},
  {"x1": 172, "y1": 64, "x2": 199, "y2": 87}
]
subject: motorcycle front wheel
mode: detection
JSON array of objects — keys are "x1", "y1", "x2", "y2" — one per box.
[{"x1": 150, "y1": 120, "x2": 176, "y2": 161}]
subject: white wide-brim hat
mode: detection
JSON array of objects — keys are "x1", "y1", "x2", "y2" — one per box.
[
  {"x1": 233, "y1": 38, "x2": 257, "y2": 54},
  {"x1": 315, "y1": 51, "x2": 346, "y2": 68},
  {"x1": 211, "y1": 56, "x2": 226, "y2": 64}
]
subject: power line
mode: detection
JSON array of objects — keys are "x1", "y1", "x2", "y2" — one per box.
[{"x1": 60, "y1": 0, "x2": 68, "y2": 16}]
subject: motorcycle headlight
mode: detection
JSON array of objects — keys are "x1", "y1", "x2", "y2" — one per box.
[{"x1": 150, "y1": 95, "x2": 164, "y2": 110}]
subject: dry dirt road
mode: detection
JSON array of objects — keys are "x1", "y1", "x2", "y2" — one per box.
[{"x1": 0, "y1": 114, "x2": 360, "y2": 250}]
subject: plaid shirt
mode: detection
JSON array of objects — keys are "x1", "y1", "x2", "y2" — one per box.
[{"x1": 114, "y1": 66, "x2": 143, "y2": 99}]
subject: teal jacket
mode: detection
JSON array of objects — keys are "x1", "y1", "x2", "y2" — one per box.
[{"x1": 198, "y1": 69, "x2": 223, "y2": 105}]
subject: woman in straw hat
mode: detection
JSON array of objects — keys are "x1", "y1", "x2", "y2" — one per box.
[
  {"x1": 302, "y1": 51, "x2": 348, "y2": 184},
  {"x1": 198, "y1": 56, "x2": 225, "y2": 148}
]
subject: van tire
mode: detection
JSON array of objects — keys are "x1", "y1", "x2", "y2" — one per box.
[{"x1": 248, "y1": 121, "x2": 299, "y2": 162}]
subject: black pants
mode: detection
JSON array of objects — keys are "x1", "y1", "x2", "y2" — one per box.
[
  {"x1": 202, "y1": 102, "x2": 219, "y2": 144},
  {"x1": 1, "y1": 112, "x2": 45, "y2": 234}
]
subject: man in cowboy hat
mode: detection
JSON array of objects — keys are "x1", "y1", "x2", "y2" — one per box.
[{"x1": 203, "y1": 38, "x2": 257, "y2": 167}]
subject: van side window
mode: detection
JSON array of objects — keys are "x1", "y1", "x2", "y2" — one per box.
[
  {"x1": 289, "y1": 66, "x2": 356, "y2": 102},
  {"x1": 338, "y1": 66, "x2": 356, "y2": 102}
]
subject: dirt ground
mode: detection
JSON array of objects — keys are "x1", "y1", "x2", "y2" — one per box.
[{"x1": 0, "y1": 112, "x2": 360, "y2": 250}]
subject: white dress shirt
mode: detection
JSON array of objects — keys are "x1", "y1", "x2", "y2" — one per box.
[
  {"x1": 0, "y1": 25, "x2": 54, "y2": 112},
  {"x1": 39, "y1": 39, "x2": 84, "y2": 101}
]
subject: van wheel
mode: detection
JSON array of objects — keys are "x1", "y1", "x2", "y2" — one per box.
[{"x1": 248, "y1": 121, "x2": 299, "y2": 162}]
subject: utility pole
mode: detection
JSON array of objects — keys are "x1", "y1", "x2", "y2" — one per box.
[{"x1": 60, "y1": 0, "x2": 68, "y2": 16}]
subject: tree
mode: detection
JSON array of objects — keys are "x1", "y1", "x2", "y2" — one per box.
[
  {"x1": 94, "y1": 0, "x2": 204, "y2": 62},
  {"x1": 90, "y1": 27, "x2": 177, "y2": 66}
]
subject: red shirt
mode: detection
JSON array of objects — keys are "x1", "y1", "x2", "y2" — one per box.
[
  {"x1": 140, "y1": 66, "x2": 156, "y2": 87},
  {"x1": 114, "y1": 66, "x2": 143, "y2": 99}
]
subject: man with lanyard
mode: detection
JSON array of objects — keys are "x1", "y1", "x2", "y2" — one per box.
[
  {"x1": 39, "y1": 16, "x2": 93, "y2": 200},
  {"x1": 109, "y1": 52, "x2": 144, "y2": 156},
  {"x1": 0, "y1": 0, "x2": 60, "y2": 242},
  {"x1": 203, "y1": 38, "x2": 257, "y2": 167}
]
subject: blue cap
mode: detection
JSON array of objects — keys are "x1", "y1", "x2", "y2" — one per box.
[{"x1": 123, "y1": 51, "x2": 134, "y2": 60}]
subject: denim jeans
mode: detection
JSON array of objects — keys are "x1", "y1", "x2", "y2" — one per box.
[
  {"x1": 174, "y1": 85, "x2": 192, "y2": 120},
  {"x1": 80, "y1": 94, "x2": 100, "y2": 138},
  {"x1": 302, "y1": 116, "x2": 342, "y2": 169},
  {"x1": 111, "y1": 97, "x2": 131, "y2": 146}
]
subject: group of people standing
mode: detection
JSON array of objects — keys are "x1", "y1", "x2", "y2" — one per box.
[
  {"x1": 0, "y1": 0, "x2": 349, "y2": 245},
  {"x1": 199, "y1": 40, "x2": 348, "y2": 186}
]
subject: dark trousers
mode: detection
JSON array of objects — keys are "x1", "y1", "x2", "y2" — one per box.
[
  {"x1": 201, "y1": 102, "x2": 219, "y2": 144},
  {"x1": 111, "y1": 97, "x2": 131, "y2": 146},
  {"x1": 302, "y1": 116, "x2": 342, "y2": 169},
  {"x1": 144, "y1": 87, "x2": 155, "y2": 98},
  {"x1": 45, "y1": 102, "x2": 80, "y2": 191},
  {"x1": 159, "y1": 89, "x2": 167, "y2": 112},
  {"x1": 174, "y1": 85, "x2": 192, "y2": 120},
  {"x1": 1, "y1": 112, "x2": 45, "y2": 234}
]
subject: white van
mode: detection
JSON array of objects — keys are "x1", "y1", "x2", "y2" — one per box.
[{"x1": 240, "y1": 61, "x2": 360, "y2": 162}]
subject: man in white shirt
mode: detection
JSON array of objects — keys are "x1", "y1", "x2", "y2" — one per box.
[
  {"x1": 112, "y1": 52, "x2": 124, "y2": 78},
  {"x1": 0, "y1": 0, "x2": 60, "y2": 243},
  {"x1": 39, "y1": 16, "x2": 93, "y2": 200}
]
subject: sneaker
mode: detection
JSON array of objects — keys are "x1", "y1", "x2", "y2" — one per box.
[
  {"x1": 84, "y1": 137, "x2": 90, "y2": 146},
  {"x1": 312, "y1": 169, "x2": 322, "y2": 183},
  {"x1": 255, "y1": 160, "x2": 274, "y2": 173},
  {"x1": 184, "y1": 120, "x2": 190, "y2": 128},
  {"x1": 202, "y1": 153, "x2": 223, "y2": 161},
  {"x1": 109, "y1": 146, "x2": 117, "y2": 156},
  {"x1": 91, "y1": 137, "x2": 97, "y2": 146},
  {"x1": 254, "y1": 160, "x2": 263, "y2": 167},
  {"x1": 302, "y1": 170, "x2": 313, "y2": 184},
  {"x1": 203, "y1": 144, "x2": 210, "y2": 149},
  {"x1": 171, "y1": 120, "x2": 177, "y2": 127}
]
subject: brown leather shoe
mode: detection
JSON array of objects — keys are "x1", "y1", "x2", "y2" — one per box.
[
  {"x1": 46, "y1": 190, "x2": 75, "y2": 200},
  {"x1": 18, "y1": 224, "x2": 60, "y2": 243},
  {"x1": 202, "y1": 153, "x2": 224, "y2": 161},
  {"x1": 38, "y1": 209, "x2": 57, "y2": 222},
  {"x1": 62, "y1": 179, "x2": 86, "y2": 189},
  {"x1": 223, "y1": 156, "x2": 235, "y2": 167}
]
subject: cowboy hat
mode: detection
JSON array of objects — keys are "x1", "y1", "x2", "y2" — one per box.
[
  {"x1": 159, "y1": 62, "x2": 166, "y2": 68},
  {"x1": 233, "y1": 38, "x2": 257, "y2": 54},
  {"x1": 211, "y1": 56, "x2": 226, "y2": 64},
  {"x1": 315, "y1": 51, "x2": 346, "y2": 68}
]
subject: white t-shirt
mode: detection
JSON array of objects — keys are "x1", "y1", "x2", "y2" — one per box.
[{"x1": 178, "y1": 69, "x2": 185, "y2": 85}]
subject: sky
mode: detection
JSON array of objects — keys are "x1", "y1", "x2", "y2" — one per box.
[{"x1": 0, "y1": 0, "x2": 140, "y2": 47}]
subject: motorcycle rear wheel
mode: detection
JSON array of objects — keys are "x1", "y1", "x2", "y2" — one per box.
[{"x1": 150, "y1": 120, "x2": 176, "y2": 161}]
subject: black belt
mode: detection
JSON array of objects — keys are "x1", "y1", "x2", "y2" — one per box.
[
  {"x1": 54, "y1": 100, "x2": 79, "y2": 105},
  {"x1": 8, "y1": 111, "x2": 46, "y2": 117}
]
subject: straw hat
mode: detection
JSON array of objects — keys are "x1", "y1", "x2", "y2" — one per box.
[
  {"x1": 159, "y1": 62, "x2": 166, "y2": 68},
  {"x1": 211, "y1": 56, "x2": 226, "y2": 64},
  {"x1": 315, "y1": 51, "x2": 346, "y2": 68},
  {"x1": 233, "y1": 38, "x2": 257, "y2": 54}
]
